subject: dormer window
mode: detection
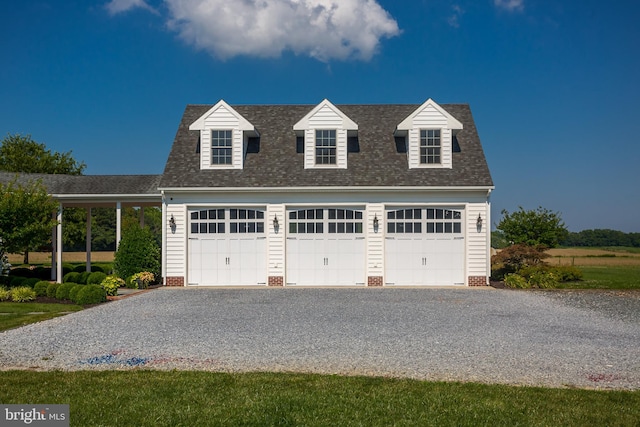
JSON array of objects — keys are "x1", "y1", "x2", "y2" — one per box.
[
  {"x1": 189, "y1": 100, "x2": 259, "y2": 170},
  {"x1": 420, "y1": 129, "x2": 441, "y2": 164},
  {"x1": 211, "y1": 130, "x2": 233, "y2": 165},
  {"x1": 315, "y1": 130, "x2": 337, "y2": 165},
  {"x1": 294, "y1": 99, "x2": 358, "y2": 170},
  {"x1": 396, "y1": 99, "x2": 462, "y2": 170}
]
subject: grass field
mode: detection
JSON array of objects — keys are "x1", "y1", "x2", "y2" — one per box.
[
  {"x1": 0, "y1": 371, "x2": 638, "y2": 426},
  {"x1": 0, "y1": 302, "x2": 84, "y2": 332},
  {"x1": 7, "y1": 251, "x2": 115, "y2": 265},
  {"x1": 546, "y1": 247, "x2": 640, "y2": 266}
]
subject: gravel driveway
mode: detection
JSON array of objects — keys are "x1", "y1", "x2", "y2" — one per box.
[{"x1": 1, "y1": 288, "x2": 639, "y2": 390}]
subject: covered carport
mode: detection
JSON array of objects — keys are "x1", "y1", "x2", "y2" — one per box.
[{"x1": 0, "y1": 172, "x2": 162, "y2": 283}]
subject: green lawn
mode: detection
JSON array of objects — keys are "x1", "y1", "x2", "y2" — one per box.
[
  {"x1": 0, "y1": 371, "x2": 638, "y2": 426},
  {"x1": 558, "y1": 266, "x2": 640, "y2": 289},
  {"x1": 0, "y1": 302, "x2": 83, "y2": 332}
]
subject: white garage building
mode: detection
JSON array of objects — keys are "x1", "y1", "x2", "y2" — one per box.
[{"x1": 160, "y1": 99, "x2": 494, "y2": 287}]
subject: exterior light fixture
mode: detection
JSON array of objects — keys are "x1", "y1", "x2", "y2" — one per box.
[
  {"x1": 169, "y1": 215, "x2": 176, "y2": 228},
  {"x1": 273, "y1": 214, "x2": 279, "y2": 230},
  {"x1": 373, "y1": 214, "x2": 379, "y2": 231},
  {"x1": 476, "y1": 213, "x2": 483, "y2": 229}
]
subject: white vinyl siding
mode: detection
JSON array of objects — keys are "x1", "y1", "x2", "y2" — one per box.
[
  {"x1": 366, "y1": 203, "x2": 384, "y2": 278},
  {"x1": 466, "y1": 202, "x2": 490, "y2": 283},
  {"x1": 165, "y1": 203, "x2": 187, "y2": 280}
]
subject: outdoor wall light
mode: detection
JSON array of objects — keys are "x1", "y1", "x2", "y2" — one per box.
[
  {"x1": 169, "y1": 215, "x2": 176, "y2": 228},
  {"x1": 476, "y1": 213, "x2": 483, "y2": 230},
  {"x1": 373, "y1": 214, "x2": 379, "y2": 231},
  {"x1": 273, "y1": 214, "x2": 279, "y2": 231}
]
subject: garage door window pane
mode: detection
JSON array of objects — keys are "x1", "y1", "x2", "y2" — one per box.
[
  {"x1": 199, "y1": 223, "x2": 207, "y2": 233},
  {"x1": 208, "y1": 209, "x2": 217, "y2": 219},
  {"x1": 453, "y1": 223, "x2": 461, "y2": 233},
  {"x1": 316, "y1": 223, "x2": 324, "y2": 233},
  {"x1": 257, "y1": 223, "x2": 264, "y2": 233},
  {"x1": 388, "y1": 223, "x2": 395, "y2": 233},
  {"x1": 199, "y1": 210, "x2": 207, "y2": 220},
  {"x1": 355, "y1": 223, "x2": 363, "y2": 233},
  {"x1": 191, "y1": 223, "x2": 199, "y2": 233},
  {"x1": 218, "y1": 223, "x2": 225, "y2": 233},
  {"x1": 230, "y1": 223, "x2": 238, "y2": 233},
  {"x1": 230, "y1": 209, "x2": 238, "y2": 219},
  {"x1": 191, "y1": 212, "x2": 199, "y2": 220},
  {"x1": 289, "y1": 223, "x2": 297, "y2": 233},
  {"x1": 208, "y1": 223, "x2": 217, "y2": 233}
]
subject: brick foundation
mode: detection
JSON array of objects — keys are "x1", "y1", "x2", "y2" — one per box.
[
  {"x1": 165, "y1": 276, "x2": 185, "y2": 287},
  {"x1": 468, "y1": 276, "x2": 488, "y2": 286},
  {"x1": 368, "y1": 276, "x2": 383, "y2": 287},
  {"x1": 268, "y1": 276, "x2": 284, "y2": 287}
]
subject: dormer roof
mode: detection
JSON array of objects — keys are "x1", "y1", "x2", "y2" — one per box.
[
  {"x1": 396, "y1": 98, "x2": 463, "y2": 133},
  {"x1": 189, "y1": 99, "x2": 258, "y2": 136},
  {"x1": 293, "y1": 99, "x2": 358, "y2": 133}
]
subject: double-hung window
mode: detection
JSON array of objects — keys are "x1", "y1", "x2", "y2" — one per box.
[
  {"x1": 420, "y1": 129, "x2": 441, "y2": 164},
  {"x1": 211, "y1": 130, "x2": 233, "y2": 165},
  {"x1": 315, "y1": 129, "x2": 336, "y2": 165}
]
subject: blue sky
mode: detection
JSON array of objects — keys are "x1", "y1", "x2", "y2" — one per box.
[{"x1": 1, "y1": 0, "x2": 639, "y2": 232}]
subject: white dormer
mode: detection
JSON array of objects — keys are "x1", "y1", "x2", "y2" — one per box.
[
  {"x1": 189, "y1": 100, "x2": 259, "y2": 170},
  {"x1": 396, "y1": 99, "x2": 463, "y2": 169},
  {"x1": 294, "y1": 99, "x2": 358, "y2": 169}
]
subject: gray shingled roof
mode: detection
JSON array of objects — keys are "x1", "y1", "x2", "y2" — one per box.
[
  {"x1": 0, "y1": 172, "x2": 162, "y2": 195},
  {"x1": 159, "y1": 103, "x2": 493, "y2": 189}
]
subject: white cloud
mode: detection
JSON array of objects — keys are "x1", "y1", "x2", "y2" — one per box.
[
  {"x1": 494, "y1": 0, "x2": 524, "y2": 12},
  {"x1": 447, "y1": 4, "x2": 463, "y2": 28},
  {"x1": 106, "y1": 0, "x2": 400, "y2": 61},
  {"x1": 105, "y1": 0, "x2": 158, "y2": 16}
]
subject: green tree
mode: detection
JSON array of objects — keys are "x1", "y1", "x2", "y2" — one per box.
[
  {"x1": 497, "y1": 206, "x2": 568, "y2": 248},
  {"x1": 0, "y1": 133, "x2": 86, "y2": 175},
  {"x1": 0, "y1": 178, "x2": 59, "y2": 264}
]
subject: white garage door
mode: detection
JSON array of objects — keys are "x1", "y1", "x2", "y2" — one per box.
[
  {"x1": 385, "y1": 207, "x2": 465, "y2": 285},
  {"x1": 286, "y1": 208, "x2": 365, "y2": 286},
  {"x1": 188, "y1": 208, "x2": 266, "y2": 285}
]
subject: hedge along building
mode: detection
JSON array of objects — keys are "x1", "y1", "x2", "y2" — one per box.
[{"x1": 160, "y1": 99, "x2": 494, "y2": 287}]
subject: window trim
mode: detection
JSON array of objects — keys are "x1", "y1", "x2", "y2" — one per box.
[
  {"x1": 314, "y1": 129, "x2": 337, "y2": 165},
  {"x1": 419, "y1": 129, "x2": 441, "y2": 165},
  {"x1": 211, "y1": 129, "x2": 233, "y2": 166}
]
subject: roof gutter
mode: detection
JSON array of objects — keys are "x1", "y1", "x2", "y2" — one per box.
[{"x1": 158, "y1": 186, "x2": 495, "y2": 193}]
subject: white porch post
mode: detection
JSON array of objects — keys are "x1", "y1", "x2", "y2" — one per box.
[
  {"x1": 56, "y1": 204, "x2": 63, "y2": 284},
  {"x1": 86, "y1": 207, "x2": 92, "y2": 272},
  {"x1": 116, "y1": 202, "x2": 122, "y2": 250},
  {"x1": 51, "y1": 211, "x2": 57, "y2": 281}
]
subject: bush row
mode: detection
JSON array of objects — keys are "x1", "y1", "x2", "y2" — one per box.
[
  {"x1": 0, "y1": 282, "x2": 107, "y2": 305},
  {"x1": 3, "y1": 263, "x2": 113, "y2": 281},
  {"x1": 502, "y1": 265, "x2": 583, "y2": 289}
]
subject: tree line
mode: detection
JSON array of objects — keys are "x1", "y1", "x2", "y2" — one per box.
[{"x1": 562, "y1": 229, "x2": 640, "y2": 247}]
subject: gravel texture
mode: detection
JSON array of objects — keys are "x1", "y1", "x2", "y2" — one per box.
[{"x1": 1, "y1": 287, "x2": 639, "y2": 389}]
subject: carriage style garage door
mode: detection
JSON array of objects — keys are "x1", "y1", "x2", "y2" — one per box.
[
  {"x1": 286, "y1": 208, "x2": 366, "y2": 286},
  {"x1": 385, "y1": 207, "x2": 465, "y2": 285},
  {"x1": 188, "y1": 208, "x2": 266, "y2": 285}
]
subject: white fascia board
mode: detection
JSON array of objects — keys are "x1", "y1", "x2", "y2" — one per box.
[
  {"x1": 293, "y1": 99, "x2": 358, "y2": 131},
  {"x1": 189, "y1": 99, "x2": 258, "y2": 134},
  {"x1": 159, "y1": 186, "x2": 494, "y2": 194},
  {"x1": 396, "y1": 98, "x2": 463, "y2": 131}
]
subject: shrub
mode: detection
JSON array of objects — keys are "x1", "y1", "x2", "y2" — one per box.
[
  {"x1": 125, "y1": 275, "x2": 137, "y2": 289},
  {"x1": 10, "y1": 267, "x2": 34, "y2": 278},
  {"x1": 9, "y1": 276, "x2": 27, "y2": 288},
  {"x1": 72, "y1": 265, "x2": 87, "y2": 273},
  {"x1": 33, "y1": 267, "x2": 51, "y2": 280},
  {"x1": 56, "y1": 282, "x2": 78, "y2": 300},
  {"x1": 491, "y1": 244, "x2": 550, "y2": 280},
  {"x1": 130, "y1": 271, "x2": 155, "y2": 289},
  {"x1": 62, "y1": 265, "x2": 73, "y2": 276},
  {"x1": 68, "y1": 284, "x2": 85, "y2": 302},
  {"x1": 34, "y1": 281, "x2": 51, "y2": 297},
  {"x1": 10, "y1": 286, "x2": 36, "y2": 302},
  {"x1": 78, "y1": 271, "x2": 91, "y2": 285},
  {"x1": 0, "y1": 276, "x2": 10, "y2": 286},
  {"x1": 527, "y1": 270, "x2": 558, "y2": 289},
  {"x1": 114, "y1": 226, "x2": 161, "y2": 280},
  {"x1": 550, "y1": 265, "x2": 583, "y2": 282},
  {"x1": 100, "y1": 275, "x2": 124, "y2": 296},
  {"x1": 63, "y1": 272, "x2": 81, "y2": 284},
  {"x1": 46, "y1": 283, "x2": 61, "y2": 298},
  {"x1": 0, "y1": 286, "x2": 10, "y2": 301},
  {"x1": 504, "y1": 273, "x2": 529, "y2": 289},
  {"x1": 87, "y1": 272, "x2": 107, "y2": 285},
  {"x1": 91, "y1": 265, "x2": 105, "y2": 273},
  {"x1": 23, "y1": 277, "x2": 40, "y2": 288},
  {"x1": 75, "y1": 284, "x2": 107, "y2": 305}
]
